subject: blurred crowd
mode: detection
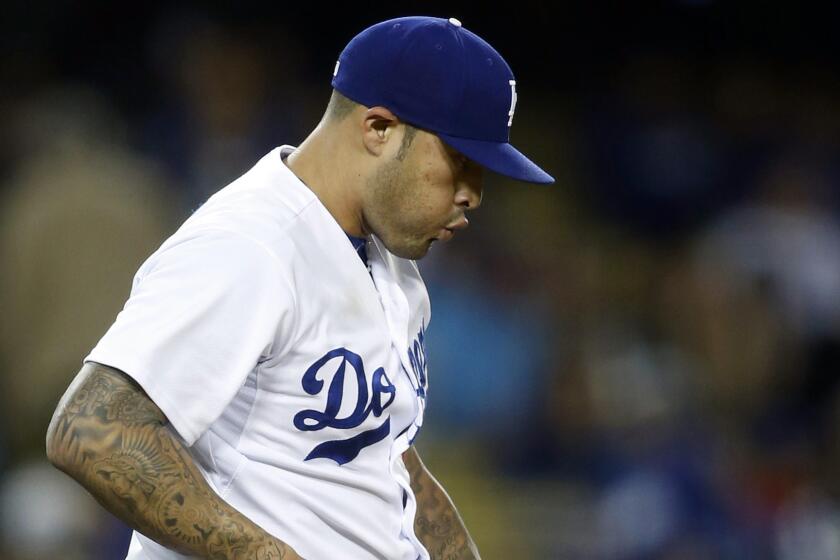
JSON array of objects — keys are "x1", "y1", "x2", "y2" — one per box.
[{"x1": 2, "y1": 4, "x2": 840, "y2": 559}]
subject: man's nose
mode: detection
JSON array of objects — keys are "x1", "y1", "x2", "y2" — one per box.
[{"x1": 455, "y1": 168, "x2": 483, "y2": 210}]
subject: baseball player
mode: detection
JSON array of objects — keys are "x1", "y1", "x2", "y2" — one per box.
[{"x1": 46, "y1": 16, "x2": 554, "y2": 560}]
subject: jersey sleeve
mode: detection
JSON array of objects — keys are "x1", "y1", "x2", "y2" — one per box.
[{"x1": 86, "y1": 228, "x2": 293, "y2": 446}]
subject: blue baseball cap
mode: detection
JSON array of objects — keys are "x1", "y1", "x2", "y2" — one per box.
[{"x1": 331, "y1": 16, "x2": 555, "y2": 184}]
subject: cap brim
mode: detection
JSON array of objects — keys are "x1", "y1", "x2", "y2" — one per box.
[{"x1": 437, "y1": 133, "x2": 555, "y2": 184}]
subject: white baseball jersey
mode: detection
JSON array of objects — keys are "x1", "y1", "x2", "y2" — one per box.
[{"x1": 86, "y1": 146, "x2": 431, "y2": 560}]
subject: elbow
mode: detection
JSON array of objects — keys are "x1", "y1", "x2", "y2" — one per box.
[
  {"x1": 46, "y1": 365, "x2": 92, "y2": 473},
  {"x1": 45, "y1": 410, "x2": 65, "y2": 468},
  {"x1": 45, "y1": 408, "x2": 77, "y2": 475}
]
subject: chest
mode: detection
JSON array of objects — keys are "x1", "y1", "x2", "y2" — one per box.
[{"x1": 235, "y1": 234, "x2": 429, "y2": 466}]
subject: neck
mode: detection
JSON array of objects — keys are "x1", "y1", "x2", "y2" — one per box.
[{"x1": 285, "y1": 125, "x2": 367, "y2": 237}]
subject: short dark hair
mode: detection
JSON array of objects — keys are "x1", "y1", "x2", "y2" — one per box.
[
  {"x1": 395, "y1": 125, "x2": 418, "y2": 161},
  {"x1": 326, "y1": 89, "x2": 419, "y2": 160},
  {"x1": 325, "y1": 89, "x2": 359, "y2": 122}
]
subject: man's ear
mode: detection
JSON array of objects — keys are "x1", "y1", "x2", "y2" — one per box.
[{"x1": 361, "y1": 106, "x2": 401, "y2": 156}]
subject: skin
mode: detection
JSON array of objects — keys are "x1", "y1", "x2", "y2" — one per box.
[
  {"x1": 403, "y1": 447, "x2": 482, "y2": 560},
  {"x1": 46, "y1": 94, "x2": 483, "y2": 559},
  {"x1": 46, "y1": 362, "x2": 302, "y2": 559},
  {"x1": 285, "y1": 101, "x2": 483, "y2": 260}
]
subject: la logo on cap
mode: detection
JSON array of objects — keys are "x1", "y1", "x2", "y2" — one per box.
[{"x1": 508, "y1": 80, "x2": 517, "y2": 127}]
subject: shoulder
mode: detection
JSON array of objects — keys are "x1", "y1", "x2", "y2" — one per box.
[{"x1": 173, "y1": 148, "x2": 320, "y2": 262}]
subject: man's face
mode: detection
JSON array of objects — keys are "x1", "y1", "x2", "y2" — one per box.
[{"x1": 362, "y1": 127, "x2": 483, "y2": 260}]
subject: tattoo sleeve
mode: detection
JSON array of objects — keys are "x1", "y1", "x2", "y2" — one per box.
[
  {"x1": 46, "y1": 362, "x2": 301, "y2": 560},
  {"x1": 404, "y1": 447, "x2": 481, "y2": 560}
]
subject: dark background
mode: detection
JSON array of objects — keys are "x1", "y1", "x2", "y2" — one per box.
[{"x1": 2, "y1": 2, "x2": 840, "y2": 558}]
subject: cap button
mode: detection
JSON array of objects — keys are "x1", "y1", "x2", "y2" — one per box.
[{"x1": 448, "y1": 17, "x2": 462, "y2": 27}]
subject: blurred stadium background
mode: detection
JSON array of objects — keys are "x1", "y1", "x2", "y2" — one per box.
[{"x1": 3, "y1": 1, "x2": 840, "y2": 558}]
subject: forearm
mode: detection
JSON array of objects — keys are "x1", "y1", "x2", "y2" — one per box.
[
  {"x1": 46, "y1": 362, "x2": 298, "y2": 560},
  {"x1": 404, "y1": 448, "x2": 480, "y2": 560}
]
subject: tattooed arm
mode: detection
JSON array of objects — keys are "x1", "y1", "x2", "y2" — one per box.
[
  {"x1": 403, "y1": 447, "x2": 481, "y2": 560},
  {"x1": 45, "y1": 362, "x2": 301, "y2": 560}
]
